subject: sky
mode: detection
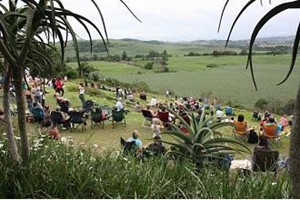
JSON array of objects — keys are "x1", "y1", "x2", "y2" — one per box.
[{"x1": 59, "y1": 0, "x2": 300, "y2": 42}]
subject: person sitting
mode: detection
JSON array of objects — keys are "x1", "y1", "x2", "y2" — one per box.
[
  {"x1": 139, "y1": 91, "x2": 147, "y2": 101},
  {"x1": 134, "y1": 101, "x2": 143, "y2": 113},
  {"x1": 151, "y1": 118, "x2": 164, "y2": 139},
  {"x1": 279, "y1": 115, "x2": 288, "y2": 130},
  {"x1": 48, "y1": 124, "x2": 61, "y2": 140},
  {"x1": 127, "y1": 130, "x2": 143, "y2": 156},
  {"x1": 262, "y1": 117, "x2": 278, "y2": 139},
  {"x1": 51, "y1": 106, "x2": 70, "y2": 129},
  {"x1": 233, "y1": 114, "x2": 248, "y2": 136},
  {"x1": 115, "y1": 97, "x2": 124, "y2": 112},
  {"x1": 143, "y1": 135, "x2": 166, "y2": 157},
  {"x1": 58, "y1": 98, "x2": 70, "y2": 113},
  {"x1": 30, "y1": 102, "x2": 45, "y2": 123},
  {"x1": 195, "y1": 108, "x2": 206, "y2": 123},
  {"x1": 145, "y1": 105, "x2": 157, "y2": 118},
  {"x1": 150, "y1": 96, "x2": 158, "y2": 107},
  {"x1": 254, "y1": 135, "x2": 270, "y2": 151},
  {"x1": 215, "y1": 108, "x2": 224, "y2": 122}
]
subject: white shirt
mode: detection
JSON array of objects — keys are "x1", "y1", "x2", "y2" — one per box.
[
  {"x1": 115, "y1": 100, "x2": 124, "y2": 111},
  {"x1": 216, "y1": 110, "x2": 224, "y2": 118},
  {"x1": 79, "y1": 86, "x2": 85, "y2": 95},
  {"x1": 150, "y1": 98, "x2": 157, "y2": 107}
]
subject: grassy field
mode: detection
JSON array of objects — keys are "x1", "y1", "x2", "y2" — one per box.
[{"x1": 69, "y1": 54, "x2": 299, "y2": 109}]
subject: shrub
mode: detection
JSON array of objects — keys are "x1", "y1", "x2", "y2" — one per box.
[
  {"x1": 65, "y1": 68, "x2": 79, "y2": 79},
  {"x1": 144, "y1": 62, "x2": 154, "y2": 70},
  {"x1": 254, "y1": 98, "x2": 268, "y2": 110},
  {"x1": 85, "y1": 87, "x2": 103, "y2": 96}
]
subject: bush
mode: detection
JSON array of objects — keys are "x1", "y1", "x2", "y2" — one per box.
[
  {"x1": 65, "y1": 68, "x2": 79, "y2": 79},
  {"x1": 254, "y1": 98, "x2": 268, "y2": 110},
  {"x1": 144, "y1": 62, "x2": 154, "y2": 70},
  {"x1": 85, "y1": 87, "x2": 103, "y2": 97}
]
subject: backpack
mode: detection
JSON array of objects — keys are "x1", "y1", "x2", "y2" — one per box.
[{"x1": 248, "y1": 129, "x2": 258, "y2": 144}]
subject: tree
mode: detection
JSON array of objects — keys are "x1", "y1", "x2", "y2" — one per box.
[
  {"x1": 121, "y1": 51, "x2": 128, "y2": 61},
  {"x1": 0, "y1": 0, "x2": 138, "y2": 164},
  {"x1": 220, "y1": 0, "x2": 300, "y2": 197}
]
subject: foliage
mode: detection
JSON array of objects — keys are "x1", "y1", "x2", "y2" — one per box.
[
  {"x1": 254, "y1": 98, "x2": 269, "y2": 110},
  {"x1": 144, "y1": 62, "x2": 154, "y2": 70},
  {"x1": 0, "y1": 134, "x2": 291, "y2": 198},
  {"x1": 162, "y1": 108, "x2": 250, "y2": 169},
  {"x1": 85, "y1": 87, "x2": 104, "y2": 97}
]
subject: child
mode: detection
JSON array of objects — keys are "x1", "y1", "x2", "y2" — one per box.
[
  {"x1": 151, "y1": 118, "x2": 164, "y2": 139},
  {"x1": 49, "y1": 124, "x2": 61, "y2": 140}
]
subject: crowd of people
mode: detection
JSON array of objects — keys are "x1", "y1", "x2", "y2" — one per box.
[{"x1": 3, "y1": 74, "x2": 293, "y2": 167}]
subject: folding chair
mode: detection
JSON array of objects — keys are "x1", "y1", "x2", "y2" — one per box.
[
  {"x1": 120, "y1": 137, "x2": 136, "y2": 156},
  {"x1": 141, "y1": 109, "x2": 153, "y2": 127},
  {"x1": 69, "y1": 110, "x2": 86, "y2": 132},
  {"x1": 252, "y1": 149, "x2": 279, "y2": 177},
  {"x1": 263, "y1": 123, "x2": 281, "y2": 143},
  {"x1": 112, "y1": 109, "x2": 126, "y2": 129},
  {"x1": 50, "y1": 111, "x2": 65, "y2": 129},
  {"x1": 90, "y1": 107, "x2": 105, "y2": 129}
]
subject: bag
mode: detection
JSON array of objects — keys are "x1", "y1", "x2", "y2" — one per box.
[{"x1": 248, "y1": 129, "x2": 258, "y2": 144}]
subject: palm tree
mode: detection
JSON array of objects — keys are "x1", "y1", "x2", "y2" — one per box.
[
  {"x1": 162, "y1": 108, "x2": 250, "y2": 170},
  {"x1": 219, "y1": 0, "x2": 300, "y2": 197},
  {"x1": 0, "y1": 0, "x2": 138, "y2": 164}
]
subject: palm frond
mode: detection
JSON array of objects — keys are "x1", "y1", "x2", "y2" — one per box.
[
  {"x1": 224, "y1": 0, "x2": 256, "y2": 47},
  {"x1": 277, "y1": 22, "x2": 300, "y2": 85},
  {"x1": 119, "y1": 0, "x2": 142, "y2": 23},
  {"x1": 246, "y1": 1, "x2": 300, "y2": 90}
]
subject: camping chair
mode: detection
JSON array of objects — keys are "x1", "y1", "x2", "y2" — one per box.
[
  {"x1": 233, "y1": 121, "x2": 248, "y2": 138},
  {"x1": 90, "y1": 107, "x2": 105, "y2": 129},
  {"x1": 252, "y1": 149, "x2": 279, "y2": 177},
  {"x1": 263, "y1": 123, "x2": 281, "y2": 143},
  {"x1": 141, "y1": 109, "x2": 154, "y2": 127},
  {"x1": 99, "y1": 105, "x2": 113, "y2": 119},
  {"x1": 112, "y1": 109, "x2": 126, "y2": 129},
  {"x1": 158, "y1": 111, "x2": 172, "y2": 130},
  {"x1": 120, "y1": 137, "x2": 136, "y2": 156},
  {"x1": 69, "y1": 110, "x2": 86, "y2": 132},
  {"x1": 50, "y1": 111, "x2": 65, "y2": 129}
]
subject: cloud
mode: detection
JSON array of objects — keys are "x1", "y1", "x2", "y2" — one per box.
[{"x1": 17, "y1": 0, "x2": 300, "y2": 41}]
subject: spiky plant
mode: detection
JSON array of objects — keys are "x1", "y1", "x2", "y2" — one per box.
[{"x1": 162, "y1": 107, "x2": 250, "y2": 170}]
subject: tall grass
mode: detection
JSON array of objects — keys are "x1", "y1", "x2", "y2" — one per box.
[{"x1": 0, "y1": 134, "x2": 291, "y2": 198}]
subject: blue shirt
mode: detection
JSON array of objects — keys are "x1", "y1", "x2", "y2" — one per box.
[{"x1": 127, "y1": 137, "x2": 142, "y2": 148}]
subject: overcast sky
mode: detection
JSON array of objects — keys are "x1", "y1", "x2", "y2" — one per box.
[{"x1": 63, "y1": 0, "x2": 299, "y2": 42}]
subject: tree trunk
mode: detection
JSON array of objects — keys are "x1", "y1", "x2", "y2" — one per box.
[
  {"x1": 12, "y1": 68, "x2": 29, "y2": 164},
  {"x1": 290, "y1": 82, "x2": 300, "y2": 198},
  {"x1": 3, "y1": 71, "x2": 20, "y2": 162}
]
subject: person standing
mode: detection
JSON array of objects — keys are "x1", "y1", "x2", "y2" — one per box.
[{"x1": 78, "y1": 83, "x2": 85, "y2": 109}]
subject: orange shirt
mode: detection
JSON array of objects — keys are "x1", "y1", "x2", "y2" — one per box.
[
  {"x1": 234, "y1": 120, "x2": 248, "y2": 135},
  {"x1": 263, "y1": 123, "x2": 277, "y2": 138}
]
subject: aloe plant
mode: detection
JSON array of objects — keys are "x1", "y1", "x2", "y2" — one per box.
[{"x1": 162, "y1": 108, "x2": 251, "y2": 170}]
